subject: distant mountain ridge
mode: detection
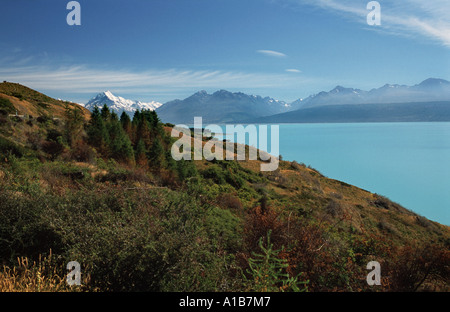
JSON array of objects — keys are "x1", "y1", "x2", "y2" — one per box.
[
  {"x1": 156, "y1": 89, "x2": 289, "y2": 124},
  {"x1": 84, "y1": 78, "x2": 450, "y2": 124},
  {"x1": 290, "y1": 78, "x2": 450, "y2": 110},
  {"x1": 85, "y1": 91, "x2": 162, "y2": 116}
]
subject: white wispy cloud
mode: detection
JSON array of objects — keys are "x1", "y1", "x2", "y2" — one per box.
[
  {"x1": 0, "y1": 65, "x2": 292, "y2": 91},
  {"x1": 257, "y1": 50, "x2": 288, "y2": 58},
  {"x1": 285, "y1": 69, "x2": 302, "y2": 73},
  {"x1": 0, "y1": 62, "x2": 316, "y2": 102},
  {"x1": 292, "y1": 0, "x2": 450, "y2": 48}
]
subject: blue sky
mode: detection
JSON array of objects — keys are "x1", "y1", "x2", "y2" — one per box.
[{"x1": 0, "y1": 0, "x2": 449, "y2": 104}]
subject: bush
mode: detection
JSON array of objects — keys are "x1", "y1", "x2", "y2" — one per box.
[
  {"x1": 0, "y1": 136, "x2": 26, "y2": 159},
  {"x1": 40, "y1": 189, "x2": 238, "y2": 291},
  {"x1": 325, "y1": 199, "x2": 343, "y2": 217},
  {"x1": 37, "y1": 116, "x2": 50, "y2": 123},
  {"x1": 0, "y1": 98, "x2": 15, "y2": 114},
  {"x1": 176, "y1": 159, "x2": 198, "y2": 182},
  {"x1": 244, "y1": 204, "x2": 284, "y2": 254},
  {"x1": 41, "y1": 140, "x2": 64, "y2": 160},
  {"x1": 11, "y1": 92, "x2": 23, "y2": 100},
  {"x1": 216, "y1": 193, "x2": 243, "y2": 210},
  {"x1": 0, "y1": 186, "x2": 228, "y2": 291},
  {"x1": 386, "y1": 243, "x2": 450, "y2": 291},
  {"x1": 373, "y1": 195, "x2": 391, "y2": 210},
  {"x1": 201, "y1": 165, "x2": 226, "y2": 185},
  {"x1": 415, "y1": 215, "x2": 432, "y2": 228},
  {"x1": 205, "y1": 206, "x2": 242, "y2": 253},
  {"x1": 244, "y1": 231, "x2": 308, "y2": 292},
  {"x1": 377, "y1": 220, "x2": 397, "y2": 234},
  {"x1": 290, "y1": 161, "x2": 305, "y2": 171},
  {"x1": 69, "y1": 141, "x2": 97, "y2": 163},
  {"x1": 0, "y1": 192, "x2": 64, "y2": 263}
]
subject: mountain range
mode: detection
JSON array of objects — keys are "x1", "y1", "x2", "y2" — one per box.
[
  {"x1": 84, "y1": 78, "x2": 450, "y2": 124},
  {"x1": 155, "y1": 90, "x2": 289, "y2": 124},
  {"x1": 290, "y1": 78, "x2": 450, "y2": 110},
  {"x1": 84, "y1": 91, "x2": 162, "y2": 116}
]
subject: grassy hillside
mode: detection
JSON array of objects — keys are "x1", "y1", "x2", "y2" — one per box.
[
  {"x1": 0, "y1": 85, "x2": 448, "y2": 292},
  {"x1": 0, "y1": 81, "x2": 90, "y2": 120}
]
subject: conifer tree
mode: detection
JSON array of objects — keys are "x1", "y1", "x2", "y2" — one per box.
[
  {"x1": 120, "y1": 112, "x2": 132, "y2": 138},
  {"x1": 101, "y1": 104, "x2": 111, "y2": 121},
  {"x1": 108, "y1": 114, "x2": 134, "y2": 164},
  {"x1": 135, "y1": 139, "x2": 148, "y2": 167},
  {"x1": 148, "y1": 137, "x2": 164, "y2": 169},
  {"x1": 87, "y1": 106, "x2": 110, "y2": 155},
  {"x1": 135, "y1": 117, "x2": 152, "y2": 149},
  {"x1": 64, "y1": 106, "x2": 85, "y2": 148},
  {"x1": 132, "y1": 110, "x2": 142, "y2": 127},
  {"x1": 150, "y1": 110, "x2": 159, "y2": 128}
]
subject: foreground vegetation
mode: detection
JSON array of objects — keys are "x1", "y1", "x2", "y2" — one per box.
[{"x1": 0, "y1": 82, "x2": 449, "y2": 292}]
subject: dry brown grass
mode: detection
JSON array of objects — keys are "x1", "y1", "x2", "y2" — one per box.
[
  {"x1": 0, "y1": 82, "x2": 90, "y2": 121},
  {"x1": 0, "y1": 251, "x2": 89, "y2": 292}
]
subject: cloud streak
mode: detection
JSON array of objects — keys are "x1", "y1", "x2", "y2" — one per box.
[
  {"x1": 0, "y1": 63, "x2": 314, "y2": 102},
  {"x1": 257, "y1": 50, "x2": 288, "y2": 58},
  {"x1": 293, "y1": 0, "x2": 450, "y2": 48}
]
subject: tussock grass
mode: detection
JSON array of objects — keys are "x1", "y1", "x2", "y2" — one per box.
[{"x1": 0, "y1": 251, "x2": 88, "y2": 292}]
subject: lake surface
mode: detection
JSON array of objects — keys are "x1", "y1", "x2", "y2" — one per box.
[{"x1": 211, "y1": 122, "x2": 450, "y2": 225}]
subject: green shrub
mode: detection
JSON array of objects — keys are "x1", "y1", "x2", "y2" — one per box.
[
  {"x1": 206, "y1": 206, "x2": 242, "y2": 252},
  {"x1": 0, "y1": 98, "x2": 15, "y2": 114},
  {"x1": 0, "y1": 192, "x2": 64, "y2": 263},
  {"x1": 244, "y1": 231, "x2": 308, "y2": 292},
  {"x1": 11, "y1": 92, "x2": 23, "y2": 100},
  {"x1": 201, "y1": 165, "x2": 226, "y2": 185},
  {"x1": 0, "y1": 136, "x2": 26, "y2": 159},
  {"x1": 0, "y1": 187, "x2": 240, "y2": 292}
]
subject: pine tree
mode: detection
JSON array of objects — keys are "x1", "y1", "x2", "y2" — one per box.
[
  {"x1": 101, "y1": 104, "x2": 111, "y2": 121},
  {"x1": 135, "y1": 139, "x2": 148, "y2": 167},
  {"x1": 148, "y1": 137, "x2": 164, "y2": 169},
  {"x1": 64, "y1": 106, "x2": 85, "y2": 148},
  {"x1": 132, "y1": 110, "x2": 142, "y2": 127},
  {"x1": 119, "y1": 135, "x2": 135, "y2": 166},
  {"x1": 135, "y1": 117, "x2": 152, "y2": 149},
  {"x1": 176, "y1": 158, "x2": 198, "y2": 182},
  {"x1": 120, "y1": 112, "x2": 132, "y2": 138},
  {"x1": 108, "y1": 115, "x2": 134, "y2": 164},
  {"x1": 87, "y1": 106, "x2": 110, "y2": 155},
  {"x1": 149, "y1": 110, "x2": 160, "y2": 129}
]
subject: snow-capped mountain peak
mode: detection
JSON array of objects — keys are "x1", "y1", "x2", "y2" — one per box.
[
  {"x1": 85, "y1": 91, "x2": 163, "y2": 116},
  {"x1": 289, "y1": 78, "x2": 450, "y2": 110}
]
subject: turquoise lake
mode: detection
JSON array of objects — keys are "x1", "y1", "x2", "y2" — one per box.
[{"x1": 210, "y1": 122, "x2": 450, "y2": 226}]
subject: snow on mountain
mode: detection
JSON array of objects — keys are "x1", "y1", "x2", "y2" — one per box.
[
  {"x1": 85, "y1": 91, "x2": 162, "y2": 116},
  {"x1": 289, "y1": 78, "x2": 450, "y2": 110},
  {"x1": 156, "y1": 89, "x2": 289, "y2": 124}
]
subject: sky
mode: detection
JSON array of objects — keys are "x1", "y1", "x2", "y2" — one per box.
[{"x1": 0, "y1": 0, "x2": 449, "y2": 104}]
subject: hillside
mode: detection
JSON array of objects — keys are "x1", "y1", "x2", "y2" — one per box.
[
  {"x1": 0, "y1": 85, "x2": 449, "y2": 292},
  {"x1": 0, "y1": 82, "x2": 91, "y2": 158},
  {"x1": 0, "y1": 81, "x2": 90, "y2": 120}
]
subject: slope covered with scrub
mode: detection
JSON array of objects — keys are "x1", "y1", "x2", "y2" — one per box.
[{"x1": 0, "y1": 84, "x2": 448, "y2": 292}]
